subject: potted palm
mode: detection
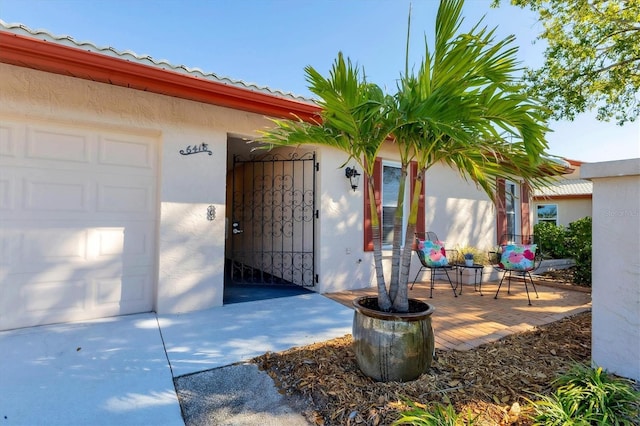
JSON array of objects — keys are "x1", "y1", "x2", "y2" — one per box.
[{"x1": 260, "y1": 0, "x2": 559, "y2": 382}]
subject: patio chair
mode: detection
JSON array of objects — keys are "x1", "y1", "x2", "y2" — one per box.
[
  {"x1": 411, "y1": 232, "x2": 458, "y2": 298},
  {"x1": 490, "y1": 234, "x2": 540, "y2": 305}
]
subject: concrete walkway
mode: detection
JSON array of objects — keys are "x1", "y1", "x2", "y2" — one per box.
[
  {"x1": 0, "y1": 293, "x2": 353, "y2": 426},
  {"x1": 0, "y1": 282, "x2": 590, "y2": 425}
]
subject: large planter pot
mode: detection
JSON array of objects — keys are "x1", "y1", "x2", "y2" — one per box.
[{"x1": 352, "y1": 296, "x2": 435, "y2": 382}]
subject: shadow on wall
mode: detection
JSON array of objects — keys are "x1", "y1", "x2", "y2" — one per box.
[
  {"x1": 424, "y1": 195, "x2": 496, "y2": 250},
  {"x1": 158, "y1": 201, "x2": 226, "y2": 312}
]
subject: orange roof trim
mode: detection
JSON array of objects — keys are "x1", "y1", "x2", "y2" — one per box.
[{"x1": 0, "y1": 31, "x2": 321, "y2": 122}]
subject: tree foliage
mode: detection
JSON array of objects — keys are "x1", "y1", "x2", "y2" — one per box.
[
  {"x1": 260, "y1": 0, "x2": 561, "y2": 312},
  {"x1": 500, "y1": 0, "x2": 640, "y2": 124}
]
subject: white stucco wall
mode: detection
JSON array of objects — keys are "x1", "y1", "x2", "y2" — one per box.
[
  {"x1": 313, "y1": 142, "x2": 500, "y2": 293},
  {"x1": 1, "y1": 61, "x2": 507, "y2": 320},
  {"x1": 582, "y1": 158, "x2": 640, "y2": 381},
  {"x1": 314, "y1": 147, "x2": 370, "y2": 293},
  {"x1": 0, "y1": 63, "x2": 272, "y2": 315},
  {"x1": 423, "y1": 164, "x2": 497, "y2": 251}
]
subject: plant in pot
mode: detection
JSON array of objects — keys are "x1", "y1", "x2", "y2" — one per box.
[
  {"x1": 259, "y1": 0, "x2": 559, "y2": 382},
  {"x1": 464, "y1": 253, "x2": 475, "y2": 267}
]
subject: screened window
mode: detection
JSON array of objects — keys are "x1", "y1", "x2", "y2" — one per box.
[
  {"x1": 537, "y1": 204, "x2": 558, "y2": 225},
  {"x1": 363, "y1": 159, "x2": 424, "y2": 252},
  {"x1": 505, "y1": 181, "x2": 520, "y2": 241},
  {"x1": 381, "y1": 163, "x2": 404, "y2": 246}
]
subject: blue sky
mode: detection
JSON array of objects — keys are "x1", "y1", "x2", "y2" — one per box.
[{"x1": 1, "y1": 0, "x2": 638, "y2": 163}]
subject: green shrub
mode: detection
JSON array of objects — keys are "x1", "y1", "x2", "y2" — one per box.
[
  {"x1": 533, "y1": 217, "x2": 592, "y2": 286},
  {"x1": 534, "y1": 222, "x2": 568, "y2": 259},
  {"x1": 393, "y1": 401, "x2": 477, "y2": 425},
  {"x1": 565, "y1": 217, "x2": 592, "y2": 286},
  {"x1": 528, "y1": 363, "x2": 640, "y2": 425}
]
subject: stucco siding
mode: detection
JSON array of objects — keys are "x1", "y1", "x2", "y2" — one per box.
[
  {"x1": 340, "y1": 144, "x2": 500, "y2": 292},
  {"x1": 1, "y1": 60, "x2": 511, "y2": 322},
  {"x1": 0, "y1": 62, "x2": 272, "y2": 316},
  {"x1": 315, "y1": 147, "x2": 370, "y2": 293},
  {"x1": 423, "y1": 164, "x2": 497, "y2": 252},
  {"x1": 582, "y1": 159, "x2": 640, "y2": 381}
]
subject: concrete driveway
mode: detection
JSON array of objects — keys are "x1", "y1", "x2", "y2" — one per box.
[{"x1": 0, "y1": 293, "x2": 354, "y2": 425}]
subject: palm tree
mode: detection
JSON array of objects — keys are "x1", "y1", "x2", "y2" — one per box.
[{"x1": 259, "y1": 0, "x2": 561, "y2": 313}]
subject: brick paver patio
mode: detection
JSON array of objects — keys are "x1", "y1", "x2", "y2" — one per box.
[{"x1": 325, "y1": 277, "x2": 592, "y2": 351}]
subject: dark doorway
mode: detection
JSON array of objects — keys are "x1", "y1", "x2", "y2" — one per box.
[
  {"x1": 223, "y1": 284, "x2": 313, "y2": 304},
  {"x1": 224, "y1": 150, "x2": 317, "y2": 302}
]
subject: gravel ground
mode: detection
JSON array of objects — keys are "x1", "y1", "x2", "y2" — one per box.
[{"x1": 175, "y1": 363, "x2": 312, "y2": 426}]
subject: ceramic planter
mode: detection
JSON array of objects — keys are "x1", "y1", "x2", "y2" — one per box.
[{"x1": 352, "y1": 296, "x2": 435, "y2": 382}]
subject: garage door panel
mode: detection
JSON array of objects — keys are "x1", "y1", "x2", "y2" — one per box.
[
  {"x1": 0, "y1": 229, "x2": 23, "y2": 265},
  {"x1": 0, "y1": 175, "x2": 14, "y2": 210},
  {"x1": 0, "y1": 228, "x2": 89, "y2": 268},
  {"x1": 3, "y1": 173, "x2": 155, "y2": 220},
  {"x1": 1, "y1": 232, "x2": 155, "y2": 329},
  {"x1": 99, "y1": 135, "x2": 154, "y2": 169},
  {"x1": 1, "y1": 118, "x2": 158, "y2": 330},
  {"x1": 1, "y1": 278, "x2": 137, "y2": 330},
  {"x1": 3, "y1": 224, "x2": 154, "y2": 269},
  {"x1": 98, "y1": 183, "x2": 152, "y2": 214},
  {"x1": 95, "y1": 225, "x2": 153, "y2": 260},
  {"x1": 94, "y1": 226, "x2": 153, "y2": 262},
  {"x1": 25, "y1": 178, "x2": 91, "y2": 212},
  {"x1": 23, "y1": 228, "x2": 90, "y2": 262},
  {"x1": 95, "y1": 278, "x2": 126, "y2": 306},
  {"x1": 2, "y1": 124, "x2": 156, "y2": 175},
  {"x1": 94, "y1": 228, "x2": 125, "y2": 257},
  {"x1": 0, "y1": 122, "x2": 21, "y2": 157},
  {"x1": 0, "y1": 274, "x2": 87, "y2": 329},
  {"x1": 21, "y1": 279, "x2": 87, "y2": 314},
  {"x1": 26, "y1": 125, "x2": 92, "y2": 163},
  {"x1": 95, "y1": 272, "x2": 150, "y2": 307}
]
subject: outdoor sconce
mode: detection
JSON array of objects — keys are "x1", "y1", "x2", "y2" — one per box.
[{"x1": 345, "y1": 166, "x2": 361, "y2": 191}]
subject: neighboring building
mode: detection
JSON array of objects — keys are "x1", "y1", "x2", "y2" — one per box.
[
  {"x1": 0, "y1": 21, "x2": 540, "y2": 330},
  {"x1": 532, "y1": 159, "x2": 592, "y2": 227}
]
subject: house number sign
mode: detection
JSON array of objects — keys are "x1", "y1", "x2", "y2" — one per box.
[{"x1": 180, "y1": 143, "x2": 212, "y2": 156}]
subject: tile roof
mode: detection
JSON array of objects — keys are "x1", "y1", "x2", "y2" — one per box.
[
  {"x1": 533, "y1": 178, "x2": 593, "y2": 197},
  {"x1": 0, "y1": 19, "x2": 311, "y2": 103}
]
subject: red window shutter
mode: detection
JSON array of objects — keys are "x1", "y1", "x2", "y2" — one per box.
[
  {"x1": 411, "y1": 161, "x2": 425, "y2": 239},
  {"x1": 363, "y1": 158, "x2": 382, "y2": 251},
  {"x1": 521, "y1": 182, "x2": 531, "y2": 238},
  {"x1": 496, "y1": 178, "x2": 507, "y2": 244}
]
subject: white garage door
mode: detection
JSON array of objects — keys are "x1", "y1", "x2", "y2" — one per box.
[{"x1": 0, "y1": 119, "x2": 158, "y2": 330}]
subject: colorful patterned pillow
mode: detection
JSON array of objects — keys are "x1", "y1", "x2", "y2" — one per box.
[
  {"x1": 499, "y1": 244, "x2": 537, "y2": 271},
  {"x1": 418, "y1": 240, "x2": 449, "y2": 267}
]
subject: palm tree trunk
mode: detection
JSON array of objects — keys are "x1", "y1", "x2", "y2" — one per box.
[
  {"x1": 394, "y1": 170, "x2": 424, "y2": 312},
  {"x1": 368, "y1": 177, "x2": 392, "y2": 311},
  {"x1": 389, "y1": 164, "x2": 408, "y2": 303}
]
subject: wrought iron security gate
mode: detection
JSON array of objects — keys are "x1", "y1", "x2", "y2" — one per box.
[{"x1": 229, "y1": 152, "x2": 316, "y2": 287}]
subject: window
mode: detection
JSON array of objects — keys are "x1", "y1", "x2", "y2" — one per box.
[
  {"x1": 505, "y1": 181, "x2": 520, "y2": 241},
  {"x1": 496, "y1": 179, "x2": 531, "y2": 244},
  {"x1": 363, "y1": 159, "x2": 424, "y2": 252},
  {"x1": 536, "y1": 204, "x2": 558, "y2": 225},
  {"x1": 381, "y1": 162, "x2": 407, "y2": 247}
]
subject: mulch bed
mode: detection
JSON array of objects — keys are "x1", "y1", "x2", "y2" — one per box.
[
  {"x1": 533, "y1": 267, "x2": 591, "y2": 293},
  {"x1": 253, "y1": 310, "x2": 591, "y2": 425}
]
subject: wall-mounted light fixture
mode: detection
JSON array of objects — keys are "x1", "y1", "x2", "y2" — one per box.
[{"x1": 345, "y1": 166, "x2": 361, "y2": 191}]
